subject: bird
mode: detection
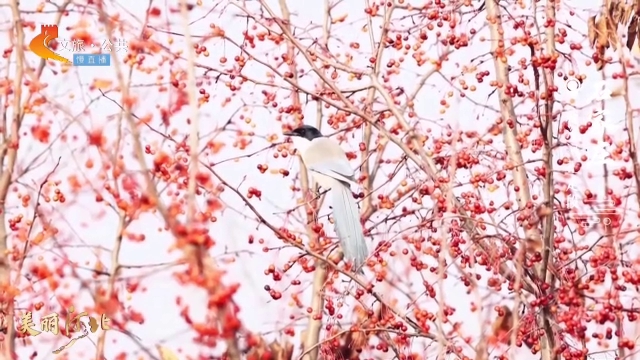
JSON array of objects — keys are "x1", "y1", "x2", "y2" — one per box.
[{"x1": 283, "y1": 124, "x2": 369, "y2": 272}]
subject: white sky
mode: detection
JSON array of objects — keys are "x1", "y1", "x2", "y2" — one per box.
[{"x1": 2, "y1": 0, "x2": 640, "y2": 359}]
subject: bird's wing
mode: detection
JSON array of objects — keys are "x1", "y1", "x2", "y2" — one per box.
[
  {"x1": 307, "y1": 161, "x2": 355, "y2": 184},
  {"x1": 303, "y1": 137, "x2": 356, "y2": 184}
]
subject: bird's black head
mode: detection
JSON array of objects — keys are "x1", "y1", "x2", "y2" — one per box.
[{"x1": 283, "y1": 125, "x2": 323, "y2": 141}]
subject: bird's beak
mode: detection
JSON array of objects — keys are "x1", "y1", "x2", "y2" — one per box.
[{"x1": 283, "y1": 131, "x2": 295, "y2": 136}]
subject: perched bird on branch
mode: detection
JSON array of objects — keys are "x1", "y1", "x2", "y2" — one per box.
[{"x1": 283, "y1": 125, "x2": 369, "y2": 272}]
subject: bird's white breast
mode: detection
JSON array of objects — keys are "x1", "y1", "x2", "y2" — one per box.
[
  {"x1": 290, "y1": 136, "x2": 313, "y2": 157},
  {"x1": 310, "y1": 171, "x2": 338, "y2": 190}
]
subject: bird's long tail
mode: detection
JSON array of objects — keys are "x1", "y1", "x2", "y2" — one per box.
[{"x1": 331, "y1": 180, "x2": 368, "y2": 271}]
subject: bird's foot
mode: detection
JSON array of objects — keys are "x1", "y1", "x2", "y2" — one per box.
[
  {"x1": 305, "y1": 187, "x2": 329, "y2": 202},
  {"x1": 315, "y1": 188, "x2": 330, "y2": 199}
]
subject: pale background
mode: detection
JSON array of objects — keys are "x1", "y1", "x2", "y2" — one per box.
[{"x1": 1, "y1": 0, "x2": 640, "y2": 359}]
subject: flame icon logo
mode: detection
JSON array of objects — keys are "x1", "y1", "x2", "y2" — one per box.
[{"x1": 29, "y1": 25, "x2": 71, "y2": 64}]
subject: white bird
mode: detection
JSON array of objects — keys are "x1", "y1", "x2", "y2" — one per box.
[{"x1": 284, "y1": 125, "x2": 369, "y2": 272}]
